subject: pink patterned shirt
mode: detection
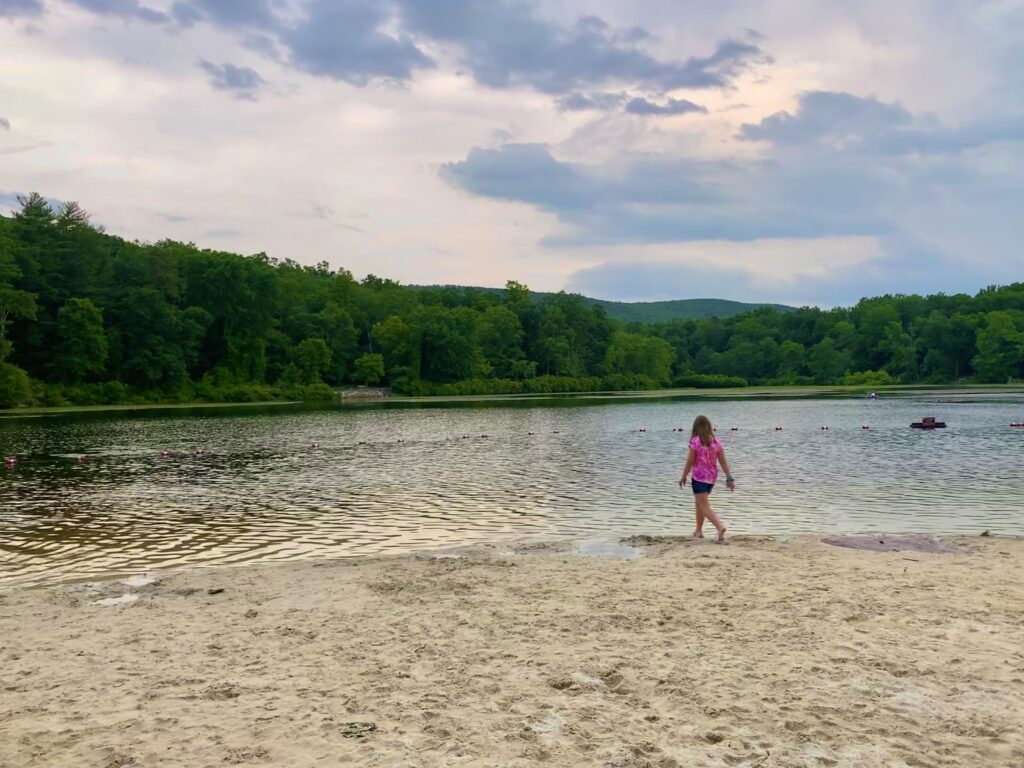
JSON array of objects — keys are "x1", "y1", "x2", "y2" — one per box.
[{"x1": 689, "y1": 436, "x2": 722, "y2": 484}]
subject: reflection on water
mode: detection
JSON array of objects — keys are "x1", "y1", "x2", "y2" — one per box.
[{"x1": 1, "y1": 394, "x2": 1022, "y2": 587}]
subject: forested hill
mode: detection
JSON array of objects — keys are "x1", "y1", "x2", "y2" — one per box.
[
  {"x1": 588, "y1": 297, "x2": 794, "y2": 323},
  {"x1": 409, "y1": 285, "x2": 793, "y2": 322},
  {"x1": 1, "y1": 193, "x2": 1023, "y2": 409}
]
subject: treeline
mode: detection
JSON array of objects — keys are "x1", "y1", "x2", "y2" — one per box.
[{"x1": 1, "y1": 193, "x2": 1022, "y2": 408}]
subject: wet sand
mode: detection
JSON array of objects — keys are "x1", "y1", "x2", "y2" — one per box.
[{"x1": 1, "y1": 535, "x2": 1022, "y2": 767}]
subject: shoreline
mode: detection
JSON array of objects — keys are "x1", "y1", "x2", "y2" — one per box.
[
  {"x1": 0, "y1": 400, "x2": 305, "y2": 419},
  {"x1": 1, "y1": 383, "x2": 1022, "y2": 418},
  {"x1": 2, "y1": 534, "x2": 1022, "y2": 767},
  {"x1": 373, "y1": 382, "x2": 1024, "y2": 406},
  {"x1": 2, "y1": 530, "x2": 1017, "y2": 593}
]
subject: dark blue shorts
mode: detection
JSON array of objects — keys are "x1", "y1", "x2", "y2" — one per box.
[{"x1": 692, "y1": 480, "x2": 715, "y2": 495}]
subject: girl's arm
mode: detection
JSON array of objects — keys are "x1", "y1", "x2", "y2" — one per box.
[
  {"x1": 718, "y1": 448, "x2": 735, "y2": 490},
  {"x1": 679, "y1": 447, "x2": 695, "y2": 487}
]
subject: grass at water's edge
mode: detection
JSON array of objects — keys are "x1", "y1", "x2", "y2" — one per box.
[{"x1": 380, "y1": 383, "x2": 1024, "y2": 405}]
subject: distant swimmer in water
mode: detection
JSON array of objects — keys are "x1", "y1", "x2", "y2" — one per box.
[{"x1": 679, "y1": 415, "x2": 735, "y2": 543}]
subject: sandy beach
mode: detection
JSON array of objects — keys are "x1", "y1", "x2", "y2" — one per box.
[{"x1": 1, "y1": 535, "x2": 1022, "y2": 768}]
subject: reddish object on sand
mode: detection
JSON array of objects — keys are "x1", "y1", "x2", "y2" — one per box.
[{"x1": 823, "y1": 536, "x2": 964, "y2": 554}]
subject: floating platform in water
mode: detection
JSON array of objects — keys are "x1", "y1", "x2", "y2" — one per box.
[{"x1": 911, "y1": 416, "x2": 946, "y2": 429}]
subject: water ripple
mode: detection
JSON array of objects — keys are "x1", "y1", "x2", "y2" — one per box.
[{"x1": 1, "y1": 396, "x2": 1023, "y2": 587}]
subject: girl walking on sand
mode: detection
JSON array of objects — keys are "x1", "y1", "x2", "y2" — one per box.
[{"x1": 679, "y1": 415, "x2": 735, "y2": 543}]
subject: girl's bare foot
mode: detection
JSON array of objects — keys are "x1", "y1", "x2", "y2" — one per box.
[
  {"x1": 692, "y1": 530, "x2": 704, "y2": 539},
  {"x1": 715, "y1": 527, "x2": 727, "y2": 544}
]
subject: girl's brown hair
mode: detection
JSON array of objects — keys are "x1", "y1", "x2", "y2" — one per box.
[{"x1": 691, "y1": 415, "x2": 714, "y2": 447}]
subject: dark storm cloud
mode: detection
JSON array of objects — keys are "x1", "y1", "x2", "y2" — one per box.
[
  {"x1": 170, "y1": 0, "x2": 279, "y2": 29},
  {"x1": 555, "y1": 91, "x2": 627, "y2": 112},
  {"x1": 279, "y1": 0, "x2": 434, "y2": 84},
  {"x1": 740, "y1": 91, "x2": 1024, "y2": 154},
  {"x1": 54, "y1": 0, "x2": 763, "y2": 93},
  {"x1": 66, "y1": 0, "x2": 168, "y2": 23},
  {"x1": 0, "y1": 0, "x2": 42, "y2": 17},
  {"x1": 624, "y1": 96, "x2": 706, "y2": 116},
  {"x1": 442, "y1": 92, "x2": 1024, "y2": 251},
  {"x1": 556, "y1": 92, "x2": 707, "y2": 116},
  {"x1": 395, "y1": 0, "x2": 762, "y2": 93},
  {"x1": 197, "y1": 60, "x2": 266, "y2": 100},
  {"x1": 441, "y1": 143, "x2": 715, "y2": 215}
]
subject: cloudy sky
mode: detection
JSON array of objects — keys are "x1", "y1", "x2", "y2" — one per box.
[{"x1": 2, "y1": 0, "x2": 1022, "y2": 305}]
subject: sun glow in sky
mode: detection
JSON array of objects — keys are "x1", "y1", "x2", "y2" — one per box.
[{"x1": 2, "y1": 0, "x2": 1023, "y2": 305}]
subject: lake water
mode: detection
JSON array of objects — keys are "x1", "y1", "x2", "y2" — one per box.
[{"x1": 2, "y1": 393, "x2": 1023, "y2": 587}]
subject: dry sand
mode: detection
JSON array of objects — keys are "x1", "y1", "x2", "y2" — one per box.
[{"x1": 1, "y1": 535, "x2": 1022, "y2": 768}]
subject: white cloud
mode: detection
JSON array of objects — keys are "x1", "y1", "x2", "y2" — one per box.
[{"x1": 0, "y1": 0, "x2": 1022, "y2": 302}]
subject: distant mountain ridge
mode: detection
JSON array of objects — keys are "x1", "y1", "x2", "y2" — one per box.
[
  {"x1": 578, "y1": 296, "x2": 795, "y2": 323},
  {"x1": 407, "y1": 284, "x2": 794, "y2": 323}
]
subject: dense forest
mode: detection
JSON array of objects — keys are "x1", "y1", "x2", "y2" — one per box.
[{"x1": 1, "y1": 193, "x2": 1022, "y2": 408}]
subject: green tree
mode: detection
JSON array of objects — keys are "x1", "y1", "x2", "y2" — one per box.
[
  {"x1": 973, "y1": 312, "x2": 1023, "y2": 382},
  {"x1": 107, "y1": 287, "x2": 189, "y2": 388},
  {"x1": 292, "y1": 338, "x2": 332, "y2": 384},
  {"x1": 777, "y1": 340, "x2": 805, "y2": 382},
  {"x1": 605, "y1": 331, "x2": 675, "y2": 384},
  {"x1": 56, "y1": 297, "x2": 107, "y2": 383},
  {"x1": 416, "y1": 305, "x2": 479, "y2": 382},
  {"x1": 353, "y1": 353, "x2": 385, "y2": 385},
  {"x1": 315, "y1": 304, "x2": 358, "y2": 383},
  {"x1": 477, "y1": 305, "x2": 525, "y2": 378},
  {"x1": 372, "y1": 315, "x2": 420, "y2": 376},
  {"x1": 0, "y1": 362, "x2": 32, "y2": 409},
  {"x1": 809, "y1": 338, "x2": 851, "y2": 384},
  {"x1": 537, "y1": 293, "x2": 611, "y2": 377},
  {"x1": 0, "y1": 230, "x2": 38, "y2": 363}
]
